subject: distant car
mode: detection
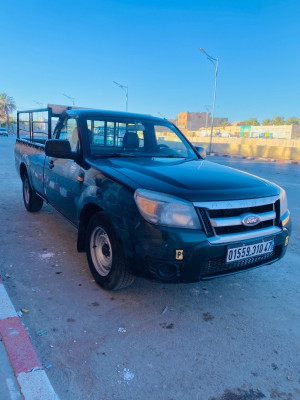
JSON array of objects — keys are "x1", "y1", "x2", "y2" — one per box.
[{"x1": 0, "y1": 128, "x2": 8, "y2": 136}]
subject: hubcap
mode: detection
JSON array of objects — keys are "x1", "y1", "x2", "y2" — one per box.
[
  {"x1": 24, "y1": 178, "x2": 30, "y2": 204},
  {"x1": 90, "y1": 227, "x2": 112, "y2": 277}
]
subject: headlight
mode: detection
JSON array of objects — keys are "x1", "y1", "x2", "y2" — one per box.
[
  {"x1": 279, "y1": 188, "x2": 288, "y2": 217},
  {"x1": 134, "y1": 189, "x2": 201, "y2": 229}
]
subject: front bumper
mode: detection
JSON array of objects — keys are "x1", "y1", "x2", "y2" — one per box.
[{"x1": 124, "y1": 216, "x2": 291, "y2": 283}]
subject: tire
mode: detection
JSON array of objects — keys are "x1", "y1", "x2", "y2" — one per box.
[
  {"x1": 86, "y1": 212, "x2": 135, "y2": 290},
  {"x1": 22, "y1": 173, "x2": 43, "y2": 212}
]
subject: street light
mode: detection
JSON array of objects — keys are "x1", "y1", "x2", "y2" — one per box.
[
  {"x1": 32, "y1": 100, "x2": 43, "y2": 108},
  {"x1": 62, "y1": 93, "x2": 75, "y2": 106},
  {"x1": 200, "y1": 48, "x2": 219, "y2": 154},
  {"x1": 113, "y1": 81, "x2": 128, "y2": 112},
  {"x1": 204, "y1": 105, "x2": 210, "y2": 130},
  {"x1": 157, "y1": 112, "x2": 166, "y2": 119}
]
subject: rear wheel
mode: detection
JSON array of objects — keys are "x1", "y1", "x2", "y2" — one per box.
[
  {"x1": 86, "y1": 212, "x2": 135, "y2": 290},
  {"x1": 22, "y1": 173, "x2": 43, "y2": 212}
]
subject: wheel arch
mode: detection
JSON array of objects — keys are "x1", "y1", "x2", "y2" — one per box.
[
  {"x1": 77, "y1": 203, "x2": 104, "y2": 252},
  {"x1": 20, "y1": 163, "x2": 27, "y2": 180}
]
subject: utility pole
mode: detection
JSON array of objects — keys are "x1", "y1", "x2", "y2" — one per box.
[
  {"x1": 113, "y1": 81, "x2": 128, "y2": 112},
  {"x1": 200, "y1": 48, "x2": 219, "y2": 153},
  {"x1": 62, "y1": 93, "x2": 75, "y2": 106}
]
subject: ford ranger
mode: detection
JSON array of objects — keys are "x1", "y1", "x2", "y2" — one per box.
[{"x1": 14, "y1": 105, "x2": 291, "y2": 290}]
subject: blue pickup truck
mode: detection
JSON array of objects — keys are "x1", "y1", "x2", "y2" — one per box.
[{"x1": 15, "y1": 105, "x2": 291, "y2": 290}]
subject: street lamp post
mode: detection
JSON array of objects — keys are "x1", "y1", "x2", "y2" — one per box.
[
  {"x1": 158, "y1": 112, "x2": 166, "y2": 119},
  {"x1": 204, "y1": 105, "x2": 210, "y2": 130},
  {"x1": 62, "y1": 93, "x2": 75, "y2": 106},
  {"x1": 200, "y1": 48, "x2": 219, "y2": 154},
  {"x1": 113, "y1": 81, "x2": 128, "y2": 112},
  {"x1": 33, "y1": 100, "x2": 43, "y2": 108}
]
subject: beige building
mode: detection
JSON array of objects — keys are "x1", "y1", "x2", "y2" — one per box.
[
  {"x1": 172, "y1": 111, "x2": 228, "y2": 134},
  {"x1": 169, "y1": 111, "x2": 300, "y2": 140},
  {"x1": 197, "y1": 124, "x2": 300, "y2": 139}
]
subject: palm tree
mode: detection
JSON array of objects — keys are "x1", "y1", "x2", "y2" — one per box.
[
  {"x1": 286, "y1": 116, "x2": 300, "y2": 125},
  {"x1": 243, "y1": 118, "x2": 260, "y2": 126},
  {"x1": 271, "y1": 116, "x2": 285, "y2": 125},
  {"x1": 262, "y1": 119, "x2": 271, "y2": 126},
  {"x1": 0, "y1": 93, "x2": 16, "y2": 134}
]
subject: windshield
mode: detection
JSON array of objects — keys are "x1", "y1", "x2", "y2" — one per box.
[{"x1": 86, "y1": 118, "x2": 197, "y2": 159}]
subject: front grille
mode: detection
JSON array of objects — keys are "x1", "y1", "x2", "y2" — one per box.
[
  {"x1": 197, "y1": 208, "x2": 214, "y2": 237},
  {"x1": 208, "y1": 203, "x2": 274, "y2": 219},
  {"x1": 194, "y1": 196, "x2": 281, "y2": 243},
  {"x1": 200, "y1": 246, "x2": 281, "y2": 278},
  {"x1": 214, "y1": 219, "x2": 273, "y2": 235}
]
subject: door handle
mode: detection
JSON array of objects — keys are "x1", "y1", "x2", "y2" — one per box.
[{"x1": 48, "y1": 160, "x2": 55, "y2": 169}]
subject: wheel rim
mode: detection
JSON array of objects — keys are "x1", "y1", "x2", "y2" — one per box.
[
  {"x1": 24, "y1": 177, "x2": 30, "y2": 205},
  {"x1": 90, "y1": 227, "x2": 112, "y2": 277}
]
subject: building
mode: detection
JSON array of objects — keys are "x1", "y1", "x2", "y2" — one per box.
[
  {"x1": 174, "y1": 112, "x2": 228, "y2": 132},
  {"x1": 198, "y1": 124, "x2": 300, "y2": 139},
  {"x1": 244, "y1": 125, "x2": 300, "y2": 139},
  {"x1": 169, "y1": 111, "x2": 300, "y2": 140}
]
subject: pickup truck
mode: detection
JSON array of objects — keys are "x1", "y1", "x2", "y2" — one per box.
[{"x1": 15, "y1": 105, "x2": 291, "y2": 290}]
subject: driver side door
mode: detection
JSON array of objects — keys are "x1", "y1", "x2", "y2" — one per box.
[{"x1": 44, "y1": 116, "x2": 82, "y2": 223}]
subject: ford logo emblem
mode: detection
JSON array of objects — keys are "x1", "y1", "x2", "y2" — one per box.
[{"x1": 241, "y1": 213, "x2": 262, "y2": 227}]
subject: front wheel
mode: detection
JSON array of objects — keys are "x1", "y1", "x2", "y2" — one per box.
[
  {"x1": 85, "y1": 212, "x2": 135, "y2": 290},
  {"x1": 22, "y1": 173, "x2": 43, "y2": 212}
]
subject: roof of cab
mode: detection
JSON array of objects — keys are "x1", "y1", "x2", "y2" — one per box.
[{"x1": 65, "y1": 108, "x2": 168, "y2": 122}]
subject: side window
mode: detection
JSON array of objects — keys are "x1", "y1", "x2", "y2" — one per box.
[{"x1": 58, "y1": 118, "x2": 79, "y2": 152}]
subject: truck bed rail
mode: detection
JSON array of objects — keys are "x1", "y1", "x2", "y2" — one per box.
[{"x1": 16, "y1": 104, "x2": 78, "y2": 142}]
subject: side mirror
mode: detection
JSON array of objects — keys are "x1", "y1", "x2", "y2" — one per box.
[
  {"x1": 45, "y1": 139, "x2": 77, "y2": 160},
  {"x1": 194, "y1": 146, "x2": 206, "y2": 160}
]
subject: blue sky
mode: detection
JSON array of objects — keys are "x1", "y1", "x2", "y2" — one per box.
[{"x1": 2, "y1": 0, "x2": 300, "y2": 122}]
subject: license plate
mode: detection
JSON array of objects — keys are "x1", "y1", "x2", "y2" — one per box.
[{"x1": 226, "y1": 240, "x2": 274, "y2": 263}]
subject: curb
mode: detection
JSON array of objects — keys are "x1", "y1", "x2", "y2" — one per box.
[
  {"x1": 0, "y1": 278, "x2": 59, "y2": 400},
  {"x1": 208, "y1": 153, "x2": 300, "y2": 164}
]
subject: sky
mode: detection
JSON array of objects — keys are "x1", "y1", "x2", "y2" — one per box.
[{"x1": 1, "y1": 0, "x2": 300, "y2": 122}]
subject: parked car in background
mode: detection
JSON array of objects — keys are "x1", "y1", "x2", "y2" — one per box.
[{"x1": 0, "y1": 127, "x2": 9, "y2": 136}]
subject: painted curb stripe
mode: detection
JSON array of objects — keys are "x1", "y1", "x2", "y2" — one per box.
[
  {"x1": 0, "y1": 281, "x2": 59, "y2": 399},
  {"x1": 208, "y1": 153, "x2": 299, "y2": 164},
  {"x1": 0, "y1": 317, "x2": 41, "y2": 374}
]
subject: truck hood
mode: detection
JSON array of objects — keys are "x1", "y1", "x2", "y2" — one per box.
[{"x1": 92, "y1": 157, "x2": 280, "y2": 202}]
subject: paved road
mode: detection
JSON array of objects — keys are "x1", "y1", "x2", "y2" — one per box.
[{"x1": 1, "y1": 136, "x2": 300, "y2": 400}]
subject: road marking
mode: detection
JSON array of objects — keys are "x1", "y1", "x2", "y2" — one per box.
[
  {"x1": 209, "y1": 153, "x2": 300, "y2": 164},
  {"x1": 0, "y1": 279, "x2": 59, "y2": 399}
]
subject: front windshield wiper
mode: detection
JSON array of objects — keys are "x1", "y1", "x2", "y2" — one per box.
[
  {"x1": 152, "y1": 155, "x2": 191, "y2": 159},
  {"x1": 92, "y1": 153, "x2": 138, "y2": 158},
  {"x1": 91, "y1": 153, "x2": 197, "y2": 160}
]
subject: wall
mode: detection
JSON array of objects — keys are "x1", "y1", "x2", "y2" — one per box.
[
  {"x1": 197, "y1": 124, "x2": 300, "y2": 139},
  {"x1": 188, "y1": 136, "x2": 300, "y2": 161}
]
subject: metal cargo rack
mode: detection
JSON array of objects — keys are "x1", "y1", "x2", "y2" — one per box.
[{"x1": 17, "y1": 104, "x2": 79, "y2": 141}]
